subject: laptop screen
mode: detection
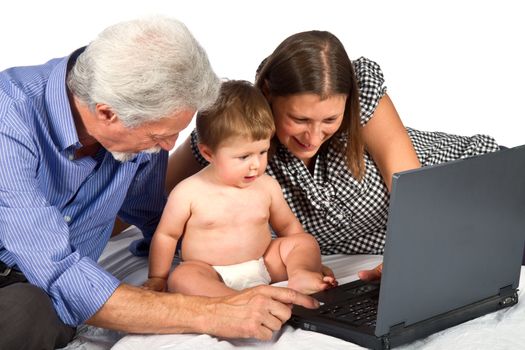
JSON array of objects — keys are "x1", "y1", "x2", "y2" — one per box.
[{"x1": 375, "y1": 146, "x2": 525, "y2": 336}]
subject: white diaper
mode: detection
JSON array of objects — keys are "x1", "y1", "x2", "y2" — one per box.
[{"x1": 212, "y1": 257, "x2": 271, "y2": 291}]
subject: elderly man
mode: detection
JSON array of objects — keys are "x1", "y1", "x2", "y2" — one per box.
[{"x1": 0, "y1": 16, "x2": 317, "y2": 349}]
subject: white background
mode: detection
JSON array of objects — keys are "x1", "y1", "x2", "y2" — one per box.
[{"x1": 1, "y1": 0, "x2": 523, "y2": 147}]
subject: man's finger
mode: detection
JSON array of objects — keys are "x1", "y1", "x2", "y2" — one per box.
[
  {"x1": 254, "y1": 286, "x2": 320, "y2": 309},
  {"x1": 262, "y1": 308, "x2": 284, "y2": 331},
  {"x1": 264, "y1": 299, "x2": 293, "y2": 323}
]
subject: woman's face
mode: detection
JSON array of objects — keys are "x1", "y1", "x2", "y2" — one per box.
[{"x1": 270, "y1": 93, "x2": 347, "y2": 166}]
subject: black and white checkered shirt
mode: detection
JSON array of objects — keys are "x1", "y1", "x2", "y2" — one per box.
[{"x1": 191, "y1": 57, "x2": 499, "y2": 255}]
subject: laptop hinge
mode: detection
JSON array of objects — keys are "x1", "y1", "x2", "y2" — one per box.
[
  {"x1": 499, "y1": 285, "x2": 518, "y2": 307},
  {"x1": 381, "y1": 322, "x2": 406, "y2": 349}
]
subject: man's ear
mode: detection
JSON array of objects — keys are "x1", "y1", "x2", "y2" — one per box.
[
  {"x1": 197, "y1": 143, "x2": 214, "y2": 163},
  {"x1": 95, "y1": 104, "x2": 118, "y2": 125}
]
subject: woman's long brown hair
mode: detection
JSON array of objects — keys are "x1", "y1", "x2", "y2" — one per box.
[{"x1": 255, "y1": 30, "x2": 364, "y2": 179}]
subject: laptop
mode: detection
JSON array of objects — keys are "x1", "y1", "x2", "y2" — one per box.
[{"x1": 289, "y1": 145, "x2": 525, "y2": 349}]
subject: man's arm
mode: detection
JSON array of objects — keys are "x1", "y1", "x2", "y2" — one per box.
[
  {"x1": 0, "y1": 121, "x2": 120, "y2": 326},
  {"x1": 88, "y1": 283, "x2": 319, "y2": 340}
]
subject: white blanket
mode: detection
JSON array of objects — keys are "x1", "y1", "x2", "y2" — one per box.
[{"x1": 61, "y1": 227, "x2": 525, "y2": 350}]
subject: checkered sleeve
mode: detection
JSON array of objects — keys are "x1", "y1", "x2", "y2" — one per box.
[{"x1": 353, "y1": 57, "x2": 388, "y2": 126}]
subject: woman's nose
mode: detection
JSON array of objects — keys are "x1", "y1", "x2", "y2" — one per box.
[{"x1": 306, "y1": 124, "x2": 322, "y2": 146}]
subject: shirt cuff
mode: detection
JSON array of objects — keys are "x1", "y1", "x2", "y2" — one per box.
[{"x1": 49, "y1": 257, "x2": 120, "y2": 326}]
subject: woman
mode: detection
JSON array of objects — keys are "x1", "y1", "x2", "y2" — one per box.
[{"x1": 166, "y1": 30, "x2": 498, "y2": 279}]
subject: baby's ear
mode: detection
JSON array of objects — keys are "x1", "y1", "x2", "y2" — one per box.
[{"x1": 197, "y1": 143, "x2": 214, "y2": 163}]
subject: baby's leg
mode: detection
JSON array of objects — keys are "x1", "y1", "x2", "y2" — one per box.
[
  {"x1": 264, "y1": 233, "x2": 336, "y2": 294},
  {"x1": 168, "y1": 260, "x2": 239, "y2": 297}
]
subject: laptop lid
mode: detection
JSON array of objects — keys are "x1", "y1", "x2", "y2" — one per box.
[{"x1": 375, "y1": 145, "x2": 525, "y2": 337}]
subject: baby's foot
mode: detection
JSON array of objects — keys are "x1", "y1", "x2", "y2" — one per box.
[{"x1": 287, "y1": 269, "x2": 338, "y2": 294}]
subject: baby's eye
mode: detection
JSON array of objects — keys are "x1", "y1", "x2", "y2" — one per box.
[
  {"x1": 260, "y1": 150, "x2": 268, "y2": 155},
  {"x1": 238, "y1": 155, "x2": 249, "y2": 160}
]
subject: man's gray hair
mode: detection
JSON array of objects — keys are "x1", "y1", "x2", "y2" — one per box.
[{"x1": 67, "y1": 16, "x2": 220, "y2": 127}]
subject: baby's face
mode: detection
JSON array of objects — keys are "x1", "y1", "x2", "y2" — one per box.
[{"x1": 210, "y1": 136, "x2": 271, "y2": 188}]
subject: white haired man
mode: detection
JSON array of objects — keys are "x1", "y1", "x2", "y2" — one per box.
[{"x1": 0, "y1": 17, "x2": 317, "y2": 349}]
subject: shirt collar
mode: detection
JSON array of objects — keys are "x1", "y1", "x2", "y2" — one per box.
[{"x1": 45, "y1": 47, "x2": 85, "y2": 152}]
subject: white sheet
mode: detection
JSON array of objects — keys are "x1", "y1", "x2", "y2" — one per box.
[{"x1": 60, "y1": 227, "x2": 525, "y2": 350}]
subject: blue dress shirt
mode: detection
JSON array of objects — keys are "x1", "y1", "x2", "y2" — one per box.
[{"x1": 0, "y1": 50, "x2": 167, "y2": 326}]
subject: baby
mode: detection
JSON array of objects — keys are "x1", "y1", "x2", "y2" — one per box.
[{"x1": 144, "y1": 80, "x2": 336, "y2": 296}]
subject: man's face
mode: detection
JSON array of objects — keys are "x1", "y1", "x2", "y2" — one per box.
[{"x1": 96, "y1": 109, "x2": 196, "y2": 162}]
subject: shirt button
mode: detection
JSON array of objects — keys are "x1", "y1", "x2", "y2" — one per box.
[
  {"x1": 335, "y1": 214, "x2": 344, "y2": 220},
  {"x1": 323, "y1": 201, "x2": 330, "y2": 207},
  {"x1": 68, "y1": 154, "x2": 74, "y2": 161},
  {"x1": 64, "y1": 216, "x2": 72, "y2": 223}
]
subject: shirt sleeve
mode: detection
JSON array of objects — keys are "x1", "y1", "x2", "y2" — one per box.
[
  {"x1": 120, "y1": 151, "x2": 168, "y2": 257},
  {"x1": 190, "y1": 128, "x2": 210, "y2": 167},
  {"x1": 353, "y1": 57, "x2": 388, "y2": 126},
  {"x1": 0, "y1": 119, "x2": 120, "y2": 326}
]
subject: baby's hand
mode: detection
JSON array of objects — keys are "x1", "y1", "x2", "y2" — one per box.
[
  {"x1": 323, "y1": 274, "x2": 338, "y2": 288},
  {"x1": 142, "y1": 277, "x2": 167, "y2": 292}
]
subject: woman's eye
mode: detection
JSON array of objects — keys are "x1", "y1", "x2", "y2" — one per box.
[{"x1": 289, "y1": 116, "x2": 307, "y2": 123}]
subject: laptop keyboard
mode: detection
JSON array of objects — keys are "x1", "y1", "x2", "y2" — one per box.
[{"x1": 318, "y1": 283, "x2": 380, "y2": 328}]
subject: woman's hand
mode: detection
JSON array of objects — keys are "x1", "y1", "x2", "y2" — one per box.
[{"x1": 357, "y1": 263, "x2": 383, "y2": 281}]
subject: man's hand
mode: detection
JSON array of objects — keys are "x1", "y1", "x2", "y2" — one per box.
[
  {"x1": 358, "y1": 263, "x2": 383, "y2": 281},
  {"x1": 87, "y1": 284, "x2": 318, "y2": 340},
  {"x1": 200, "y1": 285, "x2": 319, "y2": 340}
]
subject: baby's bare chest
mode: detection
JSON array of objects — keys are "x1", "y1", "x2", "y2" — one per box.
[{"x1": 191, "y1": 189, "x2": 270, "y2": 228}]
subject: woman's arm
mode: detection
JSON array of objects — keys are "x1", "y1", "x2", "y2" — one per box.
[
  {"x1": 361, "y1": 94, "x2": 420, "y2": 192},
  {"x1": 359, "y1": 94, "x2": 419, "y2": 281},
  {"x1": 166, "y1": 135, "x2": 206, "y2": 192}
]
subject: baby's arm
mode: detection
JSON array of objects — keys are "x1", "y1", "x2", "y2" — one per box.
[
  {"x1": 144, "y1": 183, "x2": 192, "y2": 292},
  {"x1": 266, "y1": 176, "x2": 338, "y2": 290},
  {"x1": 266, "y1": 176, "x2": 306, "y2": 237}
]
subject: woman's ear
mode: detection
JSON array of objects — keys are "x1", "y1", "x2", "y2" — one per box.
[{"x1": 197, "y1": 143, "x2": 214, "y2": 163}]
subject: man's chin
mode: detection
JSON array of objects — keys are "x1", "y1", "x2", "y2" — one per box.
[
  {"x1": 110, "y1": 147, "x2": 161, "y2": 163},
  {"x1": 110, "y1": 151, "x2": 137, "y2": 163}
]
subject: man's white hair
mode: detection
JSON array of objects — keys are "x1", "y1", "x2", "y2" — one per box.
[{"x1": 67, "y1": 16, "x2": 220, "y2": 127}]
